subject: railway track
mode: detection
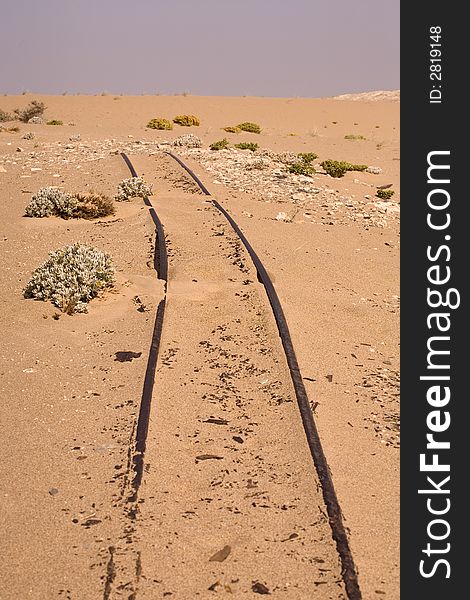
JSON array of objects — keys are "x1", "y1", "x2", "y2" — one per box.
[{"x1": 118, "y1": 151, "x2": 362, "y2": 600}]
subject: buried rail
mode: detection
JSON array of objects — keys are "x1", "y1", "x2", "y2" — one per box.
[
  {"x1": 164, "y1": 150, "x2": 362, "y2": 600},
  {"x1": 120, "y1": 153, "x2": 168, "y2": 498}
]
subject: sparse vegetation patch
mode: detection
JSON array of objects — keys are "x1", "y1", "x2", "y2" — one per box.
[
  {"x1": 23, "y1": 242, "x2": 115, "y2": 314},
  {"x1": 46, "y1": 119, "x2": 63, "y2": 126},
  {"x1": 345, "y1": 134, "x2": 366, "y2": 140},
  {"x1": 223, "y1": 126, "x2": 241, "y2": 133}
]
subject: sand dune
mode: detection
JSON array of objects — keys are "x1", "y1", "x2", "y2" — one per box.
[{"x1": 0, "y1": 94, "x2": 399, "y2": 599}]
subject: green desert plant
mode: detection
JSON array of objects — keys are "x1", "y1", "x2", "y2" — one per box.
[
  {"x1": 288, "y1": 162, "x2": 315, "y2": 176},
  {"x1": 222, "y1": 126, "x2": 241, "y2": 133},
  {"x1": 147, "y1": 117, "x2": 173, "y2": 130},
  {"x1": 237, "y1": 122, "x2": 261, "y2": 134},
  {"x1": 344, "y1": 134, "x2": 366, "y2": 140},
  {"x1": 210, "y1": 138, "x2": 230, "y2": 151},
  {"x1": 46, "y1": 119, "x2": 63, "y2": 126},
  {"x1": 234, "y1": 142, "x2": 258, "y2": 152},
  {"x1": 173, "y1": 114, "x2": 200, "y2": 126},
  {"x1": 376, "y1": 189, "x2": 395, "y2": 200},
  {"x1": 14, "y1": 100, "x2": 46, "y2": 122},
  {"x1": 0, "y1": 109, "x2": 12, "y2": 122},
  {"x1": 321, "y1": 160, "x2": 349, "y2": 178},
  {"x1": 321, "y1": 159, "x2": 368, "y2": 178},
  {"x1": 23, "y1": 242, "x2": 115, "y2": 314},
  {"x1": 115, "y1": 177, "x2": 153, "y2": 201},
  {"x1": 297, "y1": 152, "x2": 318, "y2": 164}
]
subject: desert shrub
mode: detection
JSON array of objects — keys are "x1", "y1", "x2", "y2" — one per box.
[
  {"x1": 223, "y1": 126, "x2": 241, "y2": 133},
  {"x1": 23, "y1": 242, "x2": 115, "y2": 314},
  {"x1": 321, "y1": 160, "x2": 349, "y2": 178},
  {"x1": 288, "y1": 162, "x2": 315, "y2": 176},
  {"x1": 173, "y1": 115, "x2": 200, "y2": 126},
  {"x1": 171, "y1": 133, "x2": 202, "y2": 148},
  {"x1": 321, "y1": 159, "x2": 368, "y2": 178},
  {"x1": 72, "y1": 192, "x2": 115, "y2": 219},
  {"x1": 237, "y1": 122, "x2": 261, "y2": 134},
  {"x1": 25, "y1": 187, "x2": 78, "y2": 218},
  {"x1": 46, "y1": 119, "x2": 63, "y2": 126},
  {"x1": 344, "y1": 134, "x2": 366, "y2": 140},
  {"x1": 0, "y1": 109, "x2": 12, "y2": 122},
  {"x1": 298, "y1": 152, "x2": 318, "y2": 163},
  {"x1": 14, "y1": 100, "x2": 46, "y2": 123},
  {"x1": 376, "y1": 189, "x2": 395, "y2": 200},
  {"x1": 115, "y1": 177, "x2": 153, "y2": 201},
  {"x1": 210, "y1": 138, "x2": 229, "y2": 151},
  {"x1": 147, "y1": 117, "x2": 173, "y2": 130},
  {"x1": 235, "y1": 142, "x2": 258, "y2": 152}
]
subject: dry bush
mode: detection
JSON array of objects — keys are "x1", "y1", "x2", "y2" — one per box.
[
  {"x1": 0, "y1": 109, "x2": 12, "y2": 122},
  {"x1": 72, "y1": 192, "x2": 116, "y2": 219},
  {"x1": 14, "y1": 100, "x2": 46, "y2": 123}
]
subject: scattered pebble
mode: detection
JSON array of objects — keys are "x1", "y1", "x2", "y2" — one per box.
[
  {"x1": 209, "y1": 545, "x2": 231, "y2": 562},
  {"x1": 252, "y1": 582, "x2": 270, "y2": 595},
  {"x1": 114, "y1": 351, "x2": 142, "y2": 362}
]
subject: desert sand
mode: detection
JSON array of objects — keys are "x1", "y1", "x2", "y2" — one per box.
[{"x1": 0, "y1": 93, "x2": 399, "y2": 599}]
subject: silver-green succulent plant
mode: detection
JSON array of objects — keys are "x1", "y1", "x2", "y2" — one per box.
[{"x1": 23, "y1": 242, "x2": 115, "y2": 314}]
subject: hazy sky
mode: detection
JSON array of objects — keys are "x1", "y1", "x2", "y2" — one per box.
[{"x1": 1, "y1": 0, "x2": 399, "y2": 97}]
